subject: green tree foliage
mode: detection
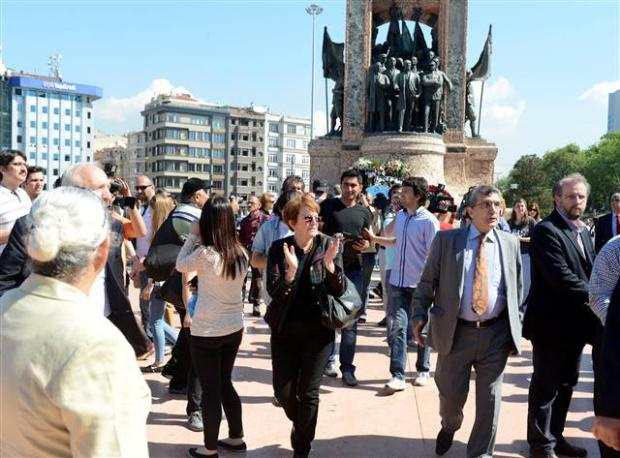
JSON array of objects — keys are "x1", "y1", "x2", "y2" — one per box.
[{"x1": 497, "y1": 132, "x2": 620, "y2": 217}]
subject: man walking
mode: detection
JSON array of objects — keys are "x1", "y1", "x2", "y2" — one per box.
[
  {"x1": 413, "y1": 185, "x2": 523, "y2": 458},
  {"x1": 524, "y1": 173, "x2": 597, "y2": 458},
  {"x1": 320, "y1": 169, "x2": 372, "y2": 386},
  {"x1": 366, "y1": 177, "x2": 439, "y2": 391}
]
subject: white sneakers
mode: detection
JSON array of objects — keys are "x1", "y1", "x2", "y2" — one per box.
[
  {"x1": 413, "y1": 371, "x2": 430, "y2": 386},
  {"x1": 385, "y1": 376, "x2": 407, "y2": 392}
]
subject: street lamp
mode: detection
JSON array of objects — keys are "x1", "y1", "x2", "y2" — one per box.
[{"x1": 306, "y1": 3, "x2": 323, "y2": 140}]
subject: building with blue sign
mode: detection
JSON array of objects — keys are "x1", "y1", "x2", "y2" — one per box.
[{"x1": 2, "y1": 70, "x2": 102, "y2": 188}]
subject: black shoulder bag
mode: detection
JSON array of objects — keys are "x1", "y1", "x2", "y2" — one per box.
[{"x1": 319, "y1": 276, "x2": 363, "y2": 330}]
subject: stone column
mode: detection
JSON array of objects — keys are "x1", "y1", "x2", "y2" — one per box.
[
  {"x1": 342, "y1": 0, "x2": 372, "y2": 148},
  {"x1": 440, "y1": 0, "x2": 467, "y2": 143}
]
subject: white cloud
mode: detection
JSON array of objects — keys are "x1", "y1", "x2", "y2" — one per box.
[
  {"x1": 578, "y1": 80, "x2": 620, "y2": 106},
  {"x1": 472, "y1": 77, "x2": 526, "y2": 138},
  {"x1": 96, "y1": 79, "x2": 195, "y2": 132}
]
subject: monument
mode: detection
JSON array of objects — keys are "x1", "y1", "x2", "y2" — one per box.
[{"x1": 309, "y1": 0, "x2": 497, "y2": 198}]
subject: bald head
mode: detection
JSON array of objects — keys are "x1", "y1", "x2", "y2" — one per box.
[
  {"x1": 135, "y1": 175, "x2": 155, "y2": 202},
  {"x1": 62, "y1": 164, "x2": 113, "y2": 207}
]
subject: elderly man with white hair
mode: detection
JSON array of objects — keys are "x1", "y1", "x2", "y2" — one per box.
[
  {"x1": 0, "y1": 164, "x2": 151, "y2": 357},
  {"x1": 0, "y1": 187, "x2": 151, "y2": 457}
]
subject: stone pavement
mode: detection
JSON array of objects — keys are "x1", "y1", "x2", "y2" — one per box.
[{"x1": 134, "y1": 287, "x2": 599, "y2": 458}]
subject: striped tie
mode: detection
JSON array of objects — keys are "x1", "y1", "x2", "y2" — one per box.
[{"x1": 472, "y1": 233, "x2": 489, "y2": 316}]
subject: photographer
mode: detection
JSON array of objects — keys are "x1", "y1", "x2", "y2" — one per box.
[{"x1": 104, "y1": 164, "x2": 147, "y2": 240}]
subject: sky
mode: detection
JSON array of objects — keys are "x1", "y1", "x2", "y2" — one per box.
[{"x1": 1, "y1": 0, "x2": 618, "y2": 177}]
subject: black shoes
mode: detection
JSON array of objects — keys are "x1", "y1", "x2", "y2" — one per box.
[
  {"x1": 252, "y1": 304, "x2": 261, "y2": 317},
  {"x1": 342, "y1": 371, "x2": 358, "y2": 387},
  {"x1": 435, "y1": 429, "x2": 454, "y2": 456},
  {"x1": 188, "y1": 448, "x2": 218, "y2": 458},
  {"x1": 530, "y1": 451, "x2": 558, "y2": 458},
  {"x1": 554, "y1": 438, "x2": 587, "y2": 457},
  {"x1": 217, "y1": 440, "x2": 247, "y2": 451}
]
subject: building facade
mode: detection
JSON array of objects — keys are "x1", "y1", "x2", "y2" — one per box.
[
  {"x1": 139, "y1": 94, "x2": 311, "y2": 205},
  {"x1": 608, "y1": 89, "x2": 620, "y2": 133},
  {"x1": 4, "y1": 72, "x2": 102, "y2": 189}
]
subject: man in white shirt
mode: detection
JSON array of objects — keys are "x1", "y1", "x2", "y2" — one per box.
[{"x1": 0, "y1": 150, "x2": 31, "y2": 255}]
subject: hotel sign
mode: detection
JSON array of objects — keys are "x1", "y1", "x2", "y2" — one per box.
[{"x1": 9, "y1": 76, "x2": 103, "y2": 99}]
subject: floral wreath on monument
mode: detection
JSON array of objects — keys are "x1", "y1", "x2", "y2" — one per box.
[{"x1": 353, "y1": 158, "x2": 457, "y2": 215}]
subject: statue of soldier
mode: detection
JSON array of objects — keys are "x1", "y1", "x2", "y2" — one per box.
[
  {"x1": 394, "y1": 59, "x2": 421, "y2": 132},
  {"x1": 367, "y1": 62, "x2": 390, "y2": 132},
  {"x1": 376, "y1": 53, "x2": 388, "y2": 72},
  {"x1": 421, "y1": 59, "x2": 453, "y2": 133},
  {"x1": 465, "y1": 70, "x2": 479, "y2": 137},
  {"x1": 329, "y1": 79, "x2": 344, "y2": 135},
  {"x1": 383, "y1": 57, "x2": 400, "y2": 130}
]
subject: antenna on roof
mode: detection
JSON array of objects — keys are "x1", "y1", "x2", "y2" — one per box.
[{"x1": 48, "y1": 53, "x2": 63, "y2": 80}]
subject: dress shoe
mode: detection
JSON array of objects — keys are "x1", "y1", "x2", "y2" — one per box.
[
  {"x1": 530, "y1": 450, "x2": 558, "y2": 458},
  {"x1": 554, "y1": 438, "x2": 587, "y2": 457},
  {"x1": 217, "y1": 439, "x2": 247, "y2": 451},
  {"x1": 342, "y1": 371, "x2": 358, "y2": 387},
  {"x1": 188, "y1": 448, "x2": 217, "y2": 458},
  {"x1": 435, "y1": 429, "x2": 454, "y2": 456}
]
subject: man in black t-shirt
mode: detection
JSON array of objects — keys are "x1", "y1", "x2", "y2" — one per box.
[{"x1": 319, "y1": 169, "x2": 372, "y2": 386}]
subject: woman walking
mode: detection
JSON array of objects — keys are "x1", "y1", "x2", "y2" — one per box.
[
  {"x1": 176, "y1": 196, "x2": 249, "y2": 458},
  {"x1": 267, "y1": 194, "x2": 346, "y2": 458},
  {"x1": 141, "y1": 192, "x2": 178, "y2": 372}
]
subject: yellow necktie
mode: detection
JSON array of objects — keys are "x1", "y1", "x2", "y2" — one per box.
[{"x1": 472, "y1": 234, "x2": 489, "y2": 316}]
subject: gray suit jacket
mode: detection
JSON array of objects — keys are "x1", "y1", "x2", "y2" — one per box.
[{"x1": 412, "y1": 227, "x2": 523, "y2": 356}]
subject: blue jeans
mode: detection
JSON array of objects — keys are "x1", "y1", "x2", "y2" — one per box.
[
  {"x1": 327, "y1": 268, "x2": 364, "y2": 374},
  {"x1": 388, "y1": 286, "x2": 431, "y2": 379},
  {"x1": 149, "y1": 287, "x2": 178, "y2": 363},
  {"x1": 360, "y1": 252, "x2": 376, "y2": 317}
]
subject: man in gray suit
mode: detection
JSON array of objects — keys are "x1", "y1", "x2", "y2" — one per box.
[{"x1": 413, "y1": 185, "x2": 523, "y2": 458}]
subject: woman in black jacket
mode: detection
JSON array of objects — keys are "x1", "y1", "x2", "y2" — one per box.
[{"x1": 266, "y1": 194, "x2": 345, "y2": 458}]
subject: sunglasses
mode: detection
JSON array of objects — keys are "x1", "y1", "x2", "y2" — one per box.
[
  {"x1": 303, "y1": 215, "x2": 321, "y2": 223},
  {"x1": 135, "y1": 185, "x2": 152, "y2": 191}
]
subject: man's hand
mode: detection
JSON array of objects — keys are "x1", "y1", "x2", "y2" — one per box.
[
  {"x1": 362, "y1": 226, "x2": 375, "y2": 242},
  {"x1": 413, "y1": 319, "x2": 427, "y2": 347},
  {"x1": 351, "y1": 239, "x2": 370, "y2": 251},
  {"x1": 593, "y1": 416, "x2": 620, "y2": 451}
]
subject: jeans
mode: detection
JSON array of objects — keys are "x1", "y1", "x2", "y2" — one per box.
[
  {"x1": 138, "y1": 271, "x2": 152, "y2": 339},
  {"x1": 272, "y1": 331, "x2": 334, "y2": 455},
  {"x1": 149, "y1": 286, "x2": 178, "y2": 363},
  {"x1": 361, "y1": 252, "x2": 376, "y2": 317},
  {"x1": 388, "y1": 286, "x2": 431, "y2": 379},
  {"x1": 190, "y1": 329, "x2": 244, "y2": 450},
  {"x1": 327, "y1": 268, "x2": 364, "y2": 374}
]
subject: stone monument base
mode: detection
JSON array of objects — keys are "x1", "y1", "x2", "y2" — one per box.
[{"x1": 309, "y1": 133, "x2": 497, "y2": 200}]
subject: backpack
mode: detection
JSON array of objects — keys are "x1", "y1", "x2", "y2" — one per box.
[{"x1": 144, "y1": 213, "x2": 184, "y2": 281}]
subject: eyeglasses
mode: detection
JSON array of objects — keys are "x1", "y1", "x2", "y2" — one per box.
[
  {"x1": 135, "y1": 185, "x2": 152, "y2": 191},
  {"x1": 475, "y1": 201, "x2": 502, "y2": 210},
  {"x1": 303, "y1": 215, "x2": 321, "y2": 224}
]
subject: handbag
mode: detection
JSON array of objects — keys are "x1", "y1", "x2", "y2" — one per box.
[
  {"x1": 155, "y1": 270, "x2": 184, "y2": 308},
  {"x1": 320, "y1": 276, "x2": 363, "y2": 330}
]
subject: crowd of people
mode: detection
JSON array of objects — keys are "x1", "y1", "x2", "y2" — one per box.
[{"x1": 0, "y1": 147, "x2": 619, "y2": 458}]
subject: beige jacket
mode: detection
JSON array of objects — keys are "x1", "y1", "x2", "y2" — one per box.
[{"x1": 0, "y1": 274, "x2": 151, "y2": 457}]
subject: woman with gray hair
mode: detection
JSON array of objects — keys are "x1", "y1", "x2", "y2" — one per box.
[{"x1": 0, "y1": 187, "x2": 151, "y2": 458}]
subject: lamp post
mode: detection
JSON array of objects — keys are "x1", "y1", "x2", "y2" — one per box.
[{"x1": 306, "y1": 4, "x2": 323, "y2": 140}]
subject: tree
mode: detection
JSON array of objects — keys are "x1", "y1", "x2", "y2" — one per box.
[
  {"x1": 541, "y1": 144, "x2": 586, "y2": 191},
  {"x1": 583, "y1": 132, "x2": 620, "y2": 211},
  {"x1": 503, "y1": 154, "x2": 552, "y2": 215}
]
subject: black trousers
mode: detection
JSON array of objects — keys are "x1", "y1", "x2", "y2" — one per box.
[
  {"x1": 190, "y1": 329, "x2": 244, "y2": 450},
  {"x1": 527, "y1": 342, "x2": 584, "y2": 453},
  {"x1": 271, "y1": 331, "x2": 334, "y2": 456}
]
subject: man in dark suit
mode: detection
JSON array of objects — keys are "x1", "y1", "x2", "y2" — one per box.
[
  {"x1": 413, "y1": 185, "x2": 523, "y2": 458},
  {"x1": 0, "y1": 164, "x2": 151, "y2": 357},
  {"x1": 524, "y1": 173, "x2": 598, "y2": 458},
  {"x1": 594, "y1": 192, "x2": 620, "y2": 253}
]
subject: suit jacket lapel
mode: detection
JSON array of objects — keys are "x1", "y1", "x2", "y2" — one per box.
[
  {"x1": 553, "y1": 210, "x2": 587, "y2": 262},
  {"x1": 455, "y1": 228, "x2": 468, "y2": 300}
]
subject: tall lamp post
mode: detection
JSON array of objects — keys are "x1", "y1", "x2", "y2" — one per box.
[{"x1": 306, "y1": 4, "x2": 323, "y2": 140}]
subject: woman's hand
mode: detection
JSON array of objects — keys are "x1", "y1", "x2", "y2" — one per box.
[
  {"x1": 324, "y1": 238, "x2": 340, "y2": 273},
  {"x1": 283, "y1": 243, "x2": 298, "y2": 282},
  {"x1": 141, "y1": 281, "x2": 154, "y2": 301}
]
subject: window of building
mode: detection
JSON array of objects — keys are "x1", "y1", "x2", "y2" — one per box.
[
  {"x1": 65, "y1": 108, "x2": 71, "y2": 116},
  {"x1": 286, "y1": 154, "x2": 295, "y2": 164},
  {"x1": 302, "y1": 170, "x2": 309, "y2": 179},
  {"x1": 213, "y1": 165, "x2": 224, "y2": 174},
  {"x1": 286, "y1": 139, "x2": 296, "y2": 149},
  {"x1": 268, "y1": 168, "x2": 278, "y2": 178},
  {"x1": 268, "y1": 153, "x2": 278, "y2": 163},
  {"x1": 76, "y1": 110, "x2": 81, "y2": 117},
  {"x1": 53, "y1": 153, "x2": 58, "y2": 160},
  {"x1": 65, "y1": 139, "x2": 71, "y2": 147},
  {"x1": 188, "y1": 163, "x2": 195, "y2": 172},
  {"x1": 15, "y1": 89, "x2": 22, "y2": 96},
  {"x1": 29, "y1": 152, "x2": 35, "y2": 160},
  {"x1": 87, "y1": 141, "x2": 90, "y2": 148},
  {"x1": 17, "y1": 135, "x2": 23, "y2": 144},
  {"x1": 64, "y1": 154, "x2": 70, "y2": 162},
  {"x1": 269, "y1": 123, "x2": 279, "y2": 133},
  {"x1": 268, "y1": 184, "x2": 278, "y2": 193},
  {"x1": 53, "y1": 123, "x2": 59, "y2": 130},
  {"x1": 212, "y1": 149, "x2": 225, "y2": 159},
  {"x1": 30, "y1": 121, "x2": 36, "y2": 128},
  {"x1": 75, "y1": 125, "x2": 80, "y2": 132},
  {"x1": 42, "y1": 153, "x2": 48, "y2": 160},
  {"x1": 212, "y1": 117, "x2": 225, "y2": 129},
  {"x1": 53, "y1": 107, "x2": 59, "y2": 115},
  {"x1": 42, "y1": 138, "x2": 48, "y2": 146},
  {"x1": 87, "y1": 112, "x2": 91, "y2": 119},
  {"x1": 87, "y1": 127, "x2": 91, "y2": 134},
  {"x1": 287, "y1": 124, "x2": 297, "y2": 134},
  {"x1": 17, "y1": 121, "x2": 23, "y2": 128},
  {"x1": 212, "y1": 133, "x2": 226, "y2": 144},
  {"x1": 302, "y1": 155, "x2": 309, "y2": 164},
  {"x1": 42, "y1": 107, "x2": 48, "y2": 114},
  {"x1": 65, "y1": 124, "x2": 71, "y2": 132},
  {"x1": 213, "y1": 181, "x2": 223, "y2": 190},
  {"x1": 30, "y1": 136, "x2": 36, "y2": 144},
  {"x1": 268, "y1": 137, "x2": 278, "y2": 147},
  {"x1": 30, "y1": 105, "x2": 36, "y2": 113},
  {"x1": 53, "y1": 138, "x2": 59, "y2": 146},
  {"x1": 75, "y1": 140, "x2": 81, "y2": 147},
  {"x1": 287, "y1": 168, "x2": 294, "y2": 176},
  {"x1": 42, "y1": 122, "x2": 48, "y2": 129}
]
